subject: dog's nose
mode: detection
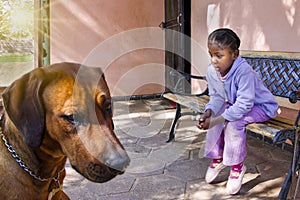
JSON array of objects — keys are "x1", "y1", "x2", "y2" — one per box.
[{"x1": 105, "y1": 153, "x2": 130, "y2": 172}]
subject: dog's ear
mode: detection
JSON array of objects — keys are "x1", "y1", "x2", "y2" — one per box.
[{"x1": 2, "y1": 68, "x2": 46, "y2": 148}]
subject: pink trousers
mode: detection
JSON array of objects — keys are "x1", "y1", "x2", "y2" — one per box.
[{"x1": 204, "y1": 105, "x2": 270, "y2": 166}]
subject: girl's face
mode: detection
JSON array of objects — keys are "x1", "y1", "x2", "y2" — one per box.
[{"x1": 208, "y1": 43, "x2": 238, "y2": 76}]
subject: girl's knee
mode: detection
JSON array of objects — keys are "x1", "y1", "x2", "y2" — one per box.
[{"x1": 226, "y1": 120, "x2": 246, "y2": 132}]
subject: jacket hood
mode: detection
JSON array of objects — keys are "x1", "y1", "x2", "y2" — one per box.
[{"x1": 226, "y1": 56, "x2": 247, "y2": 79}]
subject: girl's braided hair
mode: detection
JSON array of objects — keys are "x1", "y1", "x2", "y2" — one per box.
[{"x1": 208, "y1": 28, "x2": 240, "y2": 51}]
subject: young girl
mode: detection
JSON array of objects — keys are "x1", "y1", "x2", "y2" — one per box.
[{"x1": 198, "y1": 28, "x2": 278, "y2": 195}]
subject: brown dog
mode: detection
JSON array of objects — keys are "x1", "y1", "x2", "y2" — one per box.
[{"x1": 0, "y1": 62, "x2": 130, "y2": 200}]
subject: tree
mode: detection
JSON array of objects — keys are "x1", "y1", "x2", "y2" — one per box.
[{"x1": 0, "y1": 0, "x2": 33, "y2": 53}]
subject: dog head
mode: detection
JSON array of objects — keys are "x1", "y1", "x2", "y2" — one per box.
[{"x1": 2, "y1": 62, "x2": 130, "y2": 182}]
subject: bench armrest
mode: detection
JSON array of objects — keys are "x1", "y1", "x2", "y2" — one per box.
[
  {"x1": 174, "y1": 70, "x2": 206, "y2": 81},
  {"x1": 169, "y1": 70, "x2": 208, "y2": 96}
]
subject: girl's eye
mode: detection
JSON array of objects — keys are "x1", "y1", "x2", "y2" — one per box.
[
  {"x1": 216, "y1": 54, "x2": 222, "y2": 59},
  {"x1": 209, "y1": 53, "x2": 222, "y2": 59}
]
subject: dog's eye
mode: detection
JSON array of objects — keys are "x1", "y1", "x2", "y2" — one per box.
[
  {"x1": 61, "y1": 114, "x2": 76, "y2": 125},
  {"x1": 104, "y1": 102, "x2": 112, "y2": 115}
]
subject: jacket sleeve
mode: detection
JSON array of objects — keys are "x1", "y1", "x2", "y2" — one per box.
[
  {"x1": 222, "y1": 70, "x2": 256, "y2": 121},
  {"x1": 205, "y1": 65, "x2": 226, "y2": 116}
]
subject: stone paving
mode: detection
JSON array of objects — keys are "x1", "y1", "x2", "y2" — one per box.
[{"x1": 63, "y1": 99, "x2": 294, "y2": 200}]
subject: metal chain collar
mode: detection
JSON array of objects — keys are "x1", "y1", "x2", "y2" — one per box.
[{"x1": 0, "y1": 127, "x2": 62, "y2": 183}]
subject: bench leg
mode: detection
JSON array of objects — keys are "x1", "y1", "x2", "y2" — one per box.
[
  {"x1": 278, "y1": 163, "x2": 292, "y2": 199},
  {"x1": 166, "y1": 103, "x2": 181, "y2": 143},
  {"x1": 278, "y1": 141, "x2": 300, "y2": 200},
  {"x1": 294, "y1": 170, "x2": 300, "y2": 200}
]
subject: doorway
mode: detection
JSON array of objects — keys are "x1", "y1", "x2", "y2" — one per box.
[{"x1": 163, "y1": 0, "x2": 191, "y2": 93}]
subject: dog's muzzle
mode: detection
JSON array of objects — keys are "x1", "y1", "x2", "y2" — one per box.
[{"x1": 104, "y1": 152, "x2": 130, "y2": 173}]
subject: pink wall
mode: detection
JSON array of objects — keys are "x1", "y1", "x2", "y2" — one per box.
[
  {"x1": 192, "y1": 0, "x2": 300, "y2": 52},
  {"x1": 191, "y1": 0, "x2": 300, "y2": 93},
  {"x1": 50, "y1": 0, "x2": 300, "y2": 96},
  {"x1": 50, "y1": 0, "x2": 164, "y2": 96}
]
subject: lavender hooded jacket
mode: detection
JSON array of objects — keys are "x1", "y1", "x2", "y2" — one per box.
[{"x1": 205, "y1": 56, "x2": 278, "y2": 121}]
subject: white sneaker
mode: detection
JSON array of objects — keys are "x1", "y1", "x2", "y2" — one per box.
[
  {"x1": 226, "y1": 165, "x2": 247, "y2": 195},
  {"x1": 205, "y1": 162, "x2": 226, "y2": 183}
]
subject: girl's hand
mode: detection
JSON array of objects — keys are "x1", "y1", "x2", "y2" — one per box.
[
  {"x1": 198, "y1": 117, "x2": 211, "y2": 130},
  {"x1": 197, "y1": 109, "x2": 212, "y2": 130},
  {"x1": 201, "y1": 109, "x2": 212, "y2": 120},
  {"x1": 197, "y1": 110, "x2": 226, "y2": 130}
]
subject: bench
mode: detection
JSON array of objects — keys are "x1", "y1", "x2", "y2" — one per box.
[{"x1": 163, "y1": 51, "x2": 300, "y2": 148}]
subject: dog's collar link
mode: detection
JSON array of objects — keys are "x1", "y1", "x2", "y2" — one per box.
[
  {"x1": 1, "y1": 130, "x2": 63, "y2": 200},
  {"x1": 1, "y1": 129, "x2": 63, "y2": 199},
  {"x1": 0, "y1": 130, "x2": 63, "y2": 183},
  {"x1": 48, "y1": 181, "x2": 62, "y2": 200}
]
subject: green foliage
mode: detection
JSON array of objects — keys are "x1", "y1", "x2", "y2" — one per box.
[{"x1": 0, "y1": 0, "x2": 34, "y2": 53}]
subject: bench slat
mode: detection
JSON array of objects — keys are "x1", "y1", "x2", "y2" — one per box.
[
  {"x1": 275, "y1": 96, "x2": 300, "y2": 110},
  {"x1": 246, "y1": 116, "x2": 294, "y2": 139},
  {"x1": 163, "y1": 93, "x2": 208, "y2": 113},
  {"x1": 246, "y1": 123, "x2": 280, "y2": 139},
  {"x1": 267, "y1": 116, "x2": 295, "y2": 128}
]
